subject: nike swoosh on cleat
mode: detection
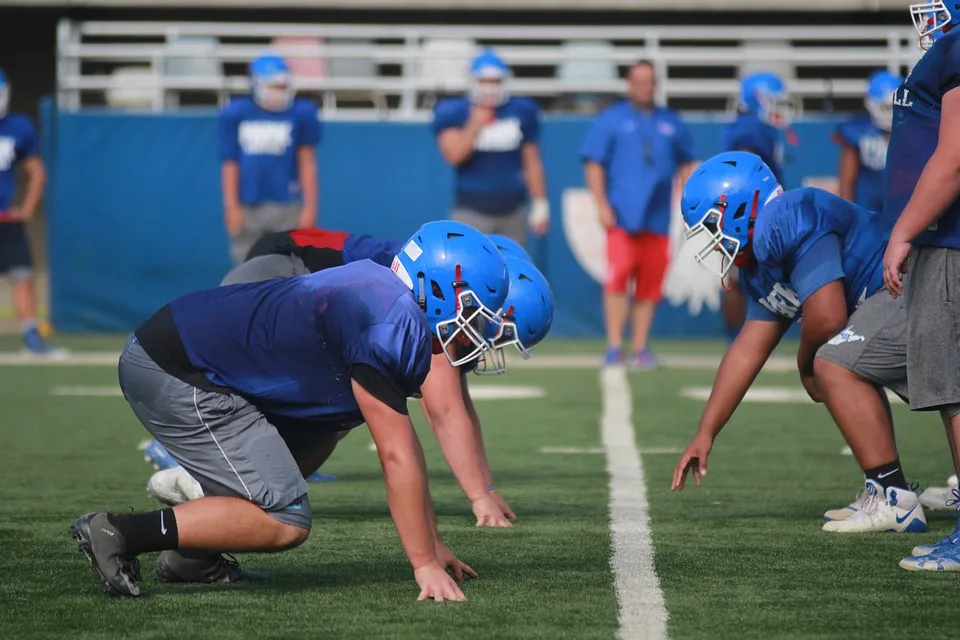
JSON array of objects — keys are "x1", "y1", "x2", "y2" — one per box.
[
  {"x1": 160, "y1": 511, "x2": 167, "y2": 535},
  {"x1": 896, "y1": 506, "x2": 919, "y2": 525}
]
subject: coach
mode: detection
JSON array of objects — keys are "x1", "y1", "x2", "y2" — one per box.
[
  {"x1": 433, "y1": 50, "x2": 548, "y2": 244},
  {"x1": 581, "y1": 60, "x2": 697, "y2": 369}
]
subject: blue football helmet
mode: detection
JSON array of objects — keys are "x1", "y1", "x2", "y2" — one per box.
[
  {"x1": 739, "y1": 71, "x2": 797, "y2": 129},
  {"x1": 250, "y1": 54, "x2": 293, "y2": 111},
  {"x1": 392, "y1": 220, "x2": 509, "y2": 368},
  {"x1": 911, "y1": 2, "x2": 960, "y2": 49},
  {"x1": 865, "y1": 70, "x2": 902, "y2": 132},
  {"x1": 469, "y1": 50, "x2": 511, "y2": 108},
  {"x1": 477, "y1": 256, "x2": 555, "y2": 375},
  {"x1": 487, "y1": 234, "x2": 533, "y2": 262},
  {"x1": 0, "y1": 68, "x2": 8, "y2": 119},
  {"x1": 681, "y1": 151, "x2": 783, "y2": 280}
]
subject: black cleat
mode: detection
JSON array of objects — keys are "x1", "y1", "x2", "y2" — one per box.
[
  {"x1": 71, "y1": 512, "x2": 143, "y2": 597},
  {"x1": 155, "y1": 550, "x2": 267, "y2": 584}
]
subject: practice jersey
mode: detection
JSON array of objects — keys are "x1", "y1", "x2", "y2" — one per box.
[
  {"x1": 833, "y1": 115, "x2": 888, "y2": 212},
  {"x1": 0, "y1": 113, "x2": 38, "y2": 212},
  {"x1": 218, "y1": 96, "x2": 321, "y2": 206},
  {"x1": 739, "y1": 188, "x2": 886, "y2": 323},
  {"x1": 433, "y1": 96, "x2": 540, "y2": 214},
  {"x1": 723, "y1": 113, "x2": 785, "y2": 185},
  {"x1": 884, "y1": 28, "x2": 960, "y2": 248},
  {"x1": 137, "y1": 261, "x2": 432, "y2": 422}
]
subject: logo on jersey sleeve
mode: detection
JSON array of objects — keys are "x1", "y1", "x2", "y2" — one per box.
[
  {"x1": 0, "y1": 137, "x2": 15, "y2": 171},
  {"x1": 475, "y1": 118, "x2": 523, "y2": 152},
  {"x1": 859, "y1": 135, "x2": 888, "y2": 172},
  {"x1": 759, "y1": 283, "x2": 801, "y2": 319},
  {"x1": 238, "y1": 121, "x2": 294, "y2": 155}
]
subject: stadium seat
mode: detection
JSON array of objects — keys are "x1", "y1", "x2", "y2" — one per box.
[
  {"x1": 556, "y1": 40, "x2": 618, "y2": 114},
  {"x1": 163, "y1": 35, "x2": 223, "y2": 107},
  {"x1": 419, "y1": 38, "x2": 476, "y2": 109},
  {"x1": 324, "y1": 38, "x2": 386, "y2": 113},
  {"x1": 104, "y1": 66, "x2": 157, "y2": 109}
]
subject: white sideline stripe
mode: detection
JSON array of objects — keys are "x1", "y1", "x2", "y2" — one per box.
[
  {"x1": 601, "y1": 366, "x2": 668, "y2": 640},
  {"x1": 540, "y1": 446, "x2": 682, "y2": 455},
  {"x1": 680, "y1": 386, "x2": 906, "y2": 404}
]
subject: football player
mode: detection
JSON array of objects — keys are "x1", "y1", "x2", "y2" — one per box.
[
  {"x1": 71, "y1": 221, "x2": 506, "y2": 600},
  {"x1": 882, "y1": 0, "x2": 960, "y2": 570},
  {"x1": 672, "y1": 151, "x2": 927, "y2": 535}
]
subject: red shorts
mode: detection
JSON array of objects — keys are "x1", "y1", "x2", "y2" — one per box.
[{"x1": 604, "y1": 228, "x2": 670, "y2": 301}]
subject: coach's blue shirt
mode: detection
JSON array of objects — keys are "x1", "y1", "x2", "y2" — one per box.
[
  {"x1": 834, "y1": 115, "x2": 888, "y2": 212},
  {"x1": 723, "y1": 113, "x2": 785, "y2": 186},
  {"x1": 885, "y1": 29, "x2": 960, "y2": 249},
  {"x1": 169, "y1": 261, "x2": 432, "y2": 420},
  {"x1": 740, "y1": 188, "x2": 886, "y2": 323},
  {"x1": 433, "y1": 96, "x2": 540, "y2": 214},
  {"x1": 580, "y1": 101, "x2": 694, "y2": 235},
  {"x1": 342, "y1": 235, "x2": 403, "y2": 268},
  {"x1": 219, "y1": 96, "x2": 322, "y2": 206},
  {"x1": 0, "y1": 113, "x2": 38, "y2": 211}
]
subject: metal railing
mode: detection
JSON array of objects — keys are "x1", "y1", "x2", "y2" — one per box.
[{"x1": 56, "y1": 20, "x2": 925, "y2": 117}]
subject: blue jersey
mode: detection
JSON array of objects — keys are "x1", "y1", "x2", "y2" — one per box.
[
  {"x1": 169, "y1": 261, "x2": 431, "y2": 420},
  {"x1": 0, "y1": 113, "x2": 38, "y2": 211},
  {"x1": 433, "y1": 96, "x2": 539, "y2": 214},
  {"x1": 885, "y1": 29, "x2": 960, "y2": 248},
  {"x1": 723, "y1": 113, "x2": 785, "y2": 185},
  {"x1": 218, "y1": 96, "x2": 322, "y2": 206},
  {"x1": 834, "y1": 115, "x2": 888, "y2": 212},
  {"x1": 342, "y1": 234, "x2": 402, "y2": 268},
  {"x1": 579, "y1": 101, "x2": 695, "y2": 235},
  {"x1": 740, "y1": 188, "x2": 886, "y2": 323}
]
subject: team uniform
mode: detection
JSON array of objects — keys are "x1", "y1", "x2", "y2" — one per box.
[
  {"x1": 122, "y1": 263, "x2": 433, "y2": 529},
  {"x1": 833, "y1": 116, "x2": 889, "y2": 212},
  {"x1": 434, "y1": 96, "x2": 540, "y2": 240},
  {"x1": 0, "y1": 112, "x2": 38, "y2": 281},
  {"x1": 218, "y1": 96, "x2": 321, "y2": 264}
]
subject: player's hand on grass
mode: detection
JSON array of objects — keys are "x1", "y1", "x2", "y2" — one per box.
[
  {"x1": 883, "y1": 235, "x2": 911, "y2": 299},
  {"x1": 225, "y1": 205, "x2": 245, "y2": 238},
  {"x1": 435, "y1": 541, "x2": 478, "y2": 583},
  {"x1": 489, "y1": 489, "x2": 517, "y2": 521},
  {"x1": 414, "y1": 562, "x2": 467, "y2": 602},
  {"x1": 472, "y1": 495, "x2": 513, "y2": 527},
  {"x1": 672, "y1": 434, "x2": 712, "y2": 491}
]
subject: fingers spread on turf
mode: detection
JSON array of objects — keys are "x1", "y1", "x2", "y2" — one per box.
[{"x1": 461, "y1": 561, "x2": 478, "y2": 579}]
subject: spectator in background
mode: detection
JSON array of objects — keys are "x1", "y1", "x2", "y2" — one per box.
[
  {"x1": 581, "y1": 60, "x2": 698, "y2": 369},
  {"x1": 219, "y1": 54, "x2": 320, "y2": 265},
  {"x1": 834, "y1": 70, "x2": 901, "y2": 212},
  {"x1": 0, "y1": 68, "x2": 61, "y2": 356},
  {"x1": 720, "y1": 71, "x2": 798, "y2": 340},
  {"x1": 433, "y1": 50, "x2": 549, "y2": 245}
]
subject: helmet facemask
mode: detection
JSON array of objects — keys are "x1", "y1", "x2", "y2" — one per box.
[
  {"x1": 911, "y1": 3, "x2": 953, "y2": 49},
  {"x1": 253, "y1": 73, "x2": 294, "y2": 112},
  {"x1": 683, "y1": 203, "x2": 743, "y2": 281},
  {"x1": 756, "y1": 89, "x2": 800, "y2": 129},
  {"x1": 425, "y1": 266, "x2": 504, "y2": 369},
  {"x1": 473, "y1": 306, "x2": 528, "y2": 376}
]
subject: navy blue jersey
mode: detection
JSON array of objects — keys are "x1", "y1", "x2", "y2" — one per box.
[
  {"x1": 168, "y1": 261, "x2": 432, "y2": 420},
  {"x1": 0, "y1": 113, "x2": 38, "y2": 211},
  {"x1": 723, "y1": 113, "x2": 785, "y2": 185},
  {"x1": 885, "y1": 29, "x2": 960, "y2": 248},
  {"x1": 740, "y1": 188, "x2": 886, "y2": 323},
  {"x1": 834, "y1": 115, "x2": 889, "y2": 212},
  {"x1": 342, "y1": 234, "x2": 403, "y2": 268}
]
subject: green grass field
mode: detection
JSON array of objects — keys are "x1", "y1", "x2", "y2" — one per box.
[{"x1": 0, "y1": 336, "x2": 958, "y2": 639}]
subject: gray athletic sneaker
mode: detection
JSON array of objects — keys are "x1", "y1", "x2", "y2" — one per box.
[
  {"x1": 155, "y1": 550, "x2": 267, "y2": 584},
  {"x1": 70, "y1": 512, "x2": 142, "y2": 597}
]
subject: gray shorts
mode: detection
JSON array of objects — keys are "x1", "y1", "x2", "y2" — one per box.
[
  {"x1": 451, "y1": 204, "x2": 527, "y2": 244},
  {"x1": 118, "y1": 336, "x2": 311, "y2": 529},
  {"x1": 905, "y1": 246, "x2": 960, "y2": 411},
  {"x1": 231, "y1": 202, "x2": 301, "y2": 265},
  {"x1": 221, "y1": 254, "x2": 309, "y2": 286},
  {"x1": 816, "y1": 288, "x2": 908, "y2": 400}
]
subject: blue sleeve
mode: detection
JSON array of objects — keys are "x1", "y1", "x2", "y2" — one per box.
[
  {"x1": 724, "y1": 119, "x2": 759, "y2": 153},
  {"x1": 521, "y1": 102, "x2": 541, "y2": 144},
  {"x1": 296, "y1": 101, "x2": 321, "y2": 147},
  {"x1": 432, "y1": 100, "x2": 466, "y2": 136},
  {"x1": 672, "y1": 116, "x2": 695, "y2": 165},
  {"x1": 218, "y1": 106, "x2": 241, "y2": 163},
  {"x1": 15, "y1": 118, "x2": 38, "y2": 159},
  {"x1": 833, "y1": 120, "x2": 857, "y2": 148},
  {"x1": 789, "y1": 233, "x2": 845, "y2": 303},
  {"x1": 580, "y1": 113, "x2": 613, "y2": 165},
  {"x1": 746, "y1": 297, "x2": 782, "y2": 322}
]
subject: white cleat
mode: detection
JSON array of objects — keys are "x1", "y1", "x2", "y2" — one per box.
[
  {"x1": 823, "y1": 480, "x2": 927, "y2": 533},
  {"x1": 919, "y1": 475, "x2": 960, "y2": 511},
  {"x1": 823, "y1": 487, "x2": 870, "y2": 521},
  {"x1": 146, "y1": 467, "x2": 204, "y2": 506}
]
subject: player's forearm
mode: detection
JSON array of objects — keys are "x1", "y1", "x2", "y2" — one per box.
[
  {"x1": 891, "y1": 149, "x2": 960, "y2": 243},
  {"x1": 297, "y1": 147, "x2": 318, "y2": 222},
  {"x1": 523, "y1": 146, "x2": 546, "y2": 199},
  {"x1": 837, "y1": 148, "x2": 857, "y2": 202},
  {"x1": 585, "y1": 163, "x2": 609, "y2": 207},
  {"x1": 425, "y1": 407, "x2": 491, "y2": 502},
  {"x1": 463, "y1": 389, "x2": 495, "y2": 487},
  {"x1": 221, "y1": 162, "x2": 240, "y2": 210},
  {"x1": 378, "y1": 433, "x2": 440, "y2": 568},
  {"x1": 439, "y1": 125, "x2": 482, "y2": 166},
  {"x1": 20, "y1": 160, "x2": 45, "y2": 216}
]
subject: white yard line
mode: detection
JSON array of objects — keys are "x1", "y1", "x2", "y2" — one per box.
[
  {"x1": 601, "y1": 366, "x2": 668, "y2": 640},
  {"x1": 540, "y1": 446, "x2": 682, "y2": 455}
]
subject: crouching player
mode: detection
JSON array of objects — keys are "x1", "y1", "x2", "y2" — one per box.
[
  {"x1": 71, "y1": 221, "x2": 508, "y2": 600},
  {"x1": 143, "y1": 226, "x2": 554, "y2": 530},
  {"x1": 671, "y1": 151, "x2": 927, "y2": 535}
]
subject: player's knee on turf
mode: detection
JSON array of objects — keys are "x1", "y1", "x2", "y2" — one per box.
[{"x1": 263, "y1": 492, "x2": 312, "y2": 549}]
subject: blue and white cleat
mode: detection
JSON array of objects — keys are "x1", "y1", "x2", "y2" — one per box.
[
  {"x1": 306, "y1": 471, "x2": 337, "y2": 483},
  {"x1": 823, "y1": 480, "x2": 927, "y2": 533},
  {"x1": 919, "y1": 476, "x2": 959, "y2": 511},
  {"x1": 138, "y1": 439, "x2": 179, "y2": 470},
  {"x1": 22, "y1": 328, "x2": 69, "y2": 359},
  {"x1": 900, "y1": 534, "x2": 960, "y2": 572},
  {"x1": 823, "y1": 486, "x2": 871, "y2": 521}
]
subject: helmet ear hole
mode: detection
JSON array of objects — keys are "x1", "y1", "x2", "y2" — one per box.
[
  {"x1": 732, "y1": 203, "x2": 747, "y2": 220},
  {"x1": 430, "y1": 280, "x2": 445, "y2": 301}
]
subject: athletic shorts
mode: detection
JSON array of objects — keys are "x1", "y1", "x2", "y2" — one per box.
[
  {"x1": 0, "y1": 221, "x2": 33, "y2": 280},
  {"x1": 904, "y1": 246, "x2": 960, "y2": 411},
  {"x1": 231, "y1": 202, "x2": 301, "y2": 265},
  {"x1": 815, "y1": 288, "x2": 908, "y2": 401},
  {"x1": 118, "y1": 336, "x2": 311, "y2": 529},
  {"x1": 604, "y1": 228, "x2": 670, "y2": 301},
  {"x1": 451, "y1": 205, "x2": 527, "y2": 245}
]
